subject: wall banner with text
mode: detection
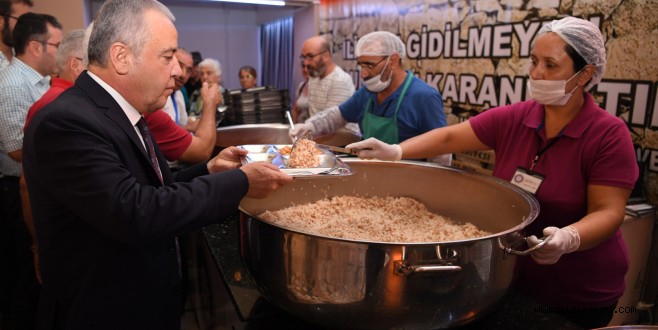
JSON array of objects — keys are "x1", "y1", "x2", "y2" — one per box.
[{"x1": 319, "y1": 0, "x2": 658, "y2": 204}]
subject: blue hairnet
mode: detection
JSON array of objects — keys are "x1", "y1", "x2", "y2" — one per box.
[
  {"x1": 355, "y1": 31, "x2": 406, "y2": 58},
  {"x1": 538, "y1": 17, "x2": 606, "y2": 91}
]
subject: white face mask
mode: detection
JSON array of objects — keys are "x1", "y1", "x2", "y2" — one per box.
[
  {"x1": 527, "y1": 69, "x2": 583, "y2": 106},
  {"x1": 362, "y1": 57, "x2": 392, "y2": 93}
]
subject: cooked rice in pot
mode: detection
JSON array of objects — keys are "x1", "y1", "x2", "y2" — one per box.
[{"x1": 259, "y1": 196, "x2": 490, "y2": 242}]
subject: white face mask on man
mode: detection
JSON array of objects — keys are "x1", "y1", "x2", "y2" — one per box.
[
  {"x1": 527, "y1": 69, "x2": 583, "y2": 106},
  {"x1": 362, "y1": 56, "x2": 392, "y2": 93}
]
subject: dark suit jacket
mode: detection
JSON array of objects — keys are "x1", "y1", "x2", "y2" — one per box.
[{"x1": 22, "y1": 71, "x2": 249, "y2": 330}]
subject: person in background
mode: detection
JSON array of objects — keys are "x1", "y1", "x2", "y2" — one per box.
[
  {"x1": 24, "y1": 29, "x2": 85, "y2": 127},
  {"x1": 291, "y1": 61, "x2": 309, "y2": 123},
  {"x1": 22, "y1": 1, "x2": 292, "y2": 328},
  {"x1": 298, "y1": 35, "x2": 359, "y2": 135},
  {"x1": 189, "y1": 57, "x2": 224, "y2": 118},
  {"x1": 183, "y1": 50, "x2": 202, "y2": 109},
  {"x1": 19, "y1": 29, "x2": 85, "y2": 294},
  {"x1": 0, "y1": 12, "x2": 61, "y2": 330},
  {"x1": 238, "y1": 65, "x2": 257, "y2": 90},
  {"x1": 161, "y1": 47, "x2": 218, "y2": 169},
  {"x1": 162, "y1": 48, "x2": 192, "y2": 129},
  {"x1": 346, "y1": 17, "x2": 638, "y2": 329},
  {"x1": 0, "y1": 0, "x2": 32, "y2": 71},
  {"x1": 291, "y1": 31, "x2": 450, "y2": 165}
]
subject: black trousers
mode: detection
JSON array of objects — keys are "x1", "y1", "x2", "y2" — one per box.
[{"x1": 0, "y1": 176, "x2": 40, "y2": 330}]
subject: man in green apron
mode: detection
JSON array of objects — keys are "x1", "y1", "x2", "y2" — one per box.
[{"x1": 290, "y1": 31, "x2": 450, "y2": 165}]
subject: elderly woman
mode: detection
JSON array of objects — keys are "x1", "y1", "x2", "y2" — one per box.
[
  {"x1": 347, "y1": 17, "x2": 638, "y2": 329},
  {"x1": 189, "y1": 58, "x2": 224, "y2": 117}
]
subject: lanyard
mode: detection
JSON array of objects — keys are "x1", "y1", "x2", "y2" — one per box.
[
  {"x1": 171, "y1": 94, "x2": 179, "y2": 125},
  {"x1": 530, "y1": 123, "x2": 563, "y2": 171}
]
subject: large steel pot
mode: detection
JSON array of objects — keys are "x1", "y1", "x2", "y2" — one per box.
[
  {"x1": 214, "y1": 123, "x2": 360, "y2": 149},
  {"x1": 239, "y1": 160, "x2": 540, "y2": 329}
]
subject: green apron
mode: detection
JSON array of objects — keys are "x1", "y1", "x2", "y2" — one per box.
[{"x1": 361, "y1": 72, "x2": 413, "y2": 144}]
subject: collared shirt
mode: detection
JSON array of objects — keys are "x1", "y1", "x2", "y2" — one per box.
[
  {"x1": 0, "y1": 49, "x2": 11, "y2": 72},
  {"x1": 0, "y1": 57, "x2": 50, "y2": 177},
  {"x1": 87, "y1": 71, "x2": 146, "y2": 150},
  {"x1": 469, "y1": 92, "x2": 638, "y2": 308},
  {"x1": 162, "y1": 90, "x2": 188, "y2": 126},
  {"x1": 24, "y1": 77, "x2": 75, "y2": 130}
]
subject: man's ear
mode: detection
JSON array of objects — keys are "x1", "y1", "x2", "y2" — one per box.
[
  {"x1": 109, "y1": 42, "x2": 130, "y2": 75},
  {"x1": 27, "y1": 40, "x2": 44, "y2": 57},
  {"x1": 69, "y1": 56, "x2": 84, "y2": 76}
]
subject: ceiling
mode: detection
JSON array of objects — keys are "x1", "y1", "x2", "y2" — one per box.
[{"x1": 160, "y1": 0, "x2": 319, "y2": 7}]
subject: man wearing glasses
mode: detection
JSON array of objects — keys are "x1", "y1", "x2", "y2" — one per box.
[
  {"x1": 290, "y1": 31, "x2": 450, "y2": 165},
  {"x1": 0, "y1": 12, "x2": 61, "y2": 330},
  {"x1": 0, "y1": 0, "x2": 32, "y2": 71},
  {"x1": 299, "y1": 35, "x2": 359, "y2": 134}
]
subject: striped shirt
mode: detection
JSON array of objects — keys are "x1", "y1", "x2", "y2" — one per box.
[
  {"x1": 307, "y1": 66, "x2": 354, "y2": 117},
  {"x1": 0, "y1": 58, "x2": 50, "y2": 177}
]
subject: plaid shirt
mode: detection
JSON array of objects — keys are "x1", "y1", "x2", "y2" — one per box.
[
  {"x1": 0, "y1": 50, "x2": 9, "y2": 72},
  {"x1": 0, "y1": 57, "x2": 50, "y2": 177}
]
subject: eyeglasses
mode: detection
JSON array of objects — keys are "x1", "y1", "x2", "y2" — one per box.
[
  {"x1": 299, "y1": 50, "x2": 327, "y2": 61},
  {"x1": 37, "y1": 41, "x2": 60, "y2": 49},
  {"x1": 1, "y1": 14, "x2": 19, "y2": 21},
  {"x1": 357, "y1": 56, "x2": 389, "y2": 70}
]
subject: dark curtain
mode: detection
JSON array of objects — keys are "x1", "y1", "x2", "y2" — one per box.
[{"x1": 261, "y1": 17, "x2": 294, "y2": 96}]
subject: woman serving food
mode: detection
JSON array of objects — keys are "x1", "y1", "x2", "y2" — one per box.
[{"x1": 345, "y1": 16, "x2": 638, "y2": 329}]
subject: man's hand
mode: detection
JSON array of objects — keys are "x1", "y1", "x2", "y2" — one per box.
[
  {"x1": 207, "y1": 146, "x2": 247, "y2": 174},
  {"x1": 346, "y1": 138, "x2": 402, "y2": 161},
  {"x1": 200, "y1": 81, "x2": 222, "y2": 111},
  {"x1": 527, "y1": 226, "x2": 580, "y2": 264},
  {"x1": 240, "y1": 162, "x2": 294, "y2": 199}
]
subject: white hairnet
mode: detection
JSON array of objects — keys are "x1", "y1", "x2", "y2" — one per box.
[
  {"x1": 538, "y1": 16, "x2": 606, "y2": 91},
  {"x1": 355, "y1": 31, "x2": 406, "y2": 58}
]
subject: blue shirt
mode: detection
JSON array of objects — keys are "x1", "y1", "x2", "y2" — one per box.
[
  {"x1": 0, "y1": 58, "x2": 50, "y2": 177},
  {"x1": 338, "y1": 72, "x2": 446, "y2": 142}
]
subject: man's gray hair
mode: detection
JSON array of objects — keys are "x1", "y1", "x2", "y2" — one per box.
[
  {"x1": 88, "y1": 0, "x2": 174, "y2": 66},
  {"x1": 81, "y1": 21, "x2": 93, "y2": 67},
  {"x1": 55, "y1": 29, "x2": 85, "y2": 71}
]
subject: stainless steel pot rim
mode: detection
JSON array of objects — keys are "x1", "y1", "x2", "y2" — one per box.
[
  {"x1": 216, "y1": 123, "x2": 289, "y2": 131},
  {"x1": 240, "y1": 159, "x2": 540, "y2": 245}
]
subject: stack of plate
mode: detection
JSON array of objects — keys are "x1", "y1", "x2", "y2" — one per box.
[{"x1": 222, "y1": 87, "x2": 289, "y2": 126}]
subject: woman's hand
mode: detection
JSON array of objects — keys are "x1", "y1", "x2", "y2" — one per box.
[{"x1": 527, "y1": 226, "x2": 580, "y2": 264}]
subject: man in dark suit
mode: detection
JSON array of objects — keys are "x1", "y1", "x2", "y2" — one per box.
[{"x1": 21, "y1": 1, "x2": 293, "y2": 329}]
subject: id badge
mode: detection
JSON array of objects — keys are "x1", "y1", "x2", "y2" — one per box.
[{"x1": 511, "y1": 167, "x2": 545, "y2": 195}]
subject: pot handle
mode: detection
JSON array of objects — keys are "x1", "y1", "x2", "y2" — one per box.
[
  {"x1": 394, "y1": 261, "x2": 462, "y2": 276},
  {"x1": 497, "y1": 231, "x2": 556, "y2": 256}
]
